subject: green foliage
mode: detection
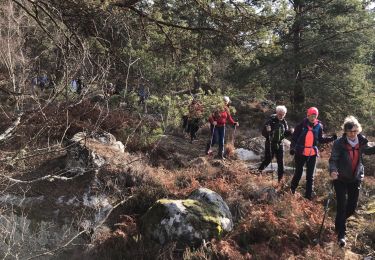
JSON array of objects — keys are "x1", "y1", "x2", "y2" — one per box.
[{"x1": 3, "y1": 0, "x2": 375, "y2": 131}]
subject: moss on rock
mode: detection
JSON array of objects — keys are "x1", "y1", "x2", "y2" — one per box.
[{"x1": 141, "y1": 189, "x2": 233, "y2": 245}]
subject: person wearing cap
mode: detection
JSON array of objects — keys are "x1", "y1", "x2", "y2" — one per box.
[
  {"x1": 290, "y1": 107, "x2": 337, "y2": 200},
  {"x1": 186, "y1": 95, "x2": 204, "y2": 143},
  {"x1": 205, "y1": 96, "x2": 239, "y2": 159},
  {"x1": 329, "y1": 116, "x2": 375, "y2": 247},
  {"x1": 258, "y1": 105, "x2": 294, "y2": 182}
]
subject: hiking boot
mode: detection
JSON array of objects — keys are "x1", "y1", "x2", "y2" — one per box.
[
  {"x1": 305, "y1": 191, "x2": 316, "y2": 201},
  {"x1": 338, "y1": 238, "x2": 346, "y2": 248},
  {"x1": 290, "y1": 188, "x2": 296, "y2": 195}
]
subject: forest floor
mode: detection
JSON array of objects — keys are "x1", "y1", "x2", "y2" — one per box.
[{"x1": 0, "y1": 98, "x2": 374, "y2": 259}]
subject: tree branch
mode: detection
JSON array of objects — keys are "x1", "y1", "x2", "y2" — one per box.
[
  {"x1": 112, "y1": 4, "x2": 220, "y2": 33},
  {"x1": 0, "y1": 113, "x2": 23, "y2": 143}
]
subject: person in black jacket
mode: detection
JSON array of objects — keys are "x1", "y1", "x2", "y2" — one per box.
[
  {"x1": 329, "y1": 116, "x2": 375, "y2": 247},
  {"x1": 258, "y1": 105, "x2": 293, "y2": 182},
  {"x1": 290, "y1": 107, "x2": 337, "y2": 200}
]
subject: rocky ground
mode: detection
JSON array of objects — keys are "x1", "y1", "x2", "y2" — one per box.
[{"x1": 0, "y1": 99, "x2": 374, "y2": 259}]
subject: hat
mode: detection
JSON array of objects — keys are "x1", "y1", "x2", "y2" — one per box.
[
  {"x1": 224, "y1": 96, "x2": 231, "y2": 103},
  {"x1": 307, "y1": 107, "x2": 319, "y2": 117}
]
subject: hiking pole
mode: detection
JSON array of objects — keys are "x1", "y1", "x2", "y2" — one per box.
[
  {"x1": 207, "y1": 125, "x2": 216, "y2": 156},
  {"x1": 232, "y1": 124, "x2": 237, "y2": 143},
  {"x1": 269, "y1": 131, "x2": 274, "y2": 185},
  {"x1": 313, "y1": 181, "x2": 334, "y2": 245}
]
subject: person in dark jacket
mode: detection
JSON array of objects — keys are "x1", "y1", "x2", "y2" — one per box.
[
  {"x1": 329, "y1": 116, "x2": 375, "y2": 247},
  {"x1": 258, "y1": 105, "x2": 294, "y2": 182},
  {"x1": 186, "y1": 96, "x2": 204, "y2": 143},
  {"x1": 205, "y1": 96, "x2": 239, "y2": 159},
  {"x1": 290, "y1": 107, "x2": 337, "y2": 200},
  {"x1": 76, "y1": 76, "x2": 85, "y2": 95}
]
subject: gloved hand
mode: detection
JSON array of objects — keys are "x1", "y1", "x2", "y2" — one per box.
[
  {"x1": 289, "y1": 149, "x2": 295, "y2": 156},
  {"x1": 332, "y1": 133, "x2": 337, "y2": 141}
]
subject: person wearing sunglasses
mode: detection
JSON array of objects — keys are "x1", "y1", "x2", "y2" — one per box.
[{"x1": 329, "y1": 116, "x2": 375, "y2": 247}]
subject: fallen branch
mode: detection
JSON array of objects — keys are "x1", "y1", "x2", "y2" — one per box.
[{"x1": 0, "y1": 113, "x2": 23, "y2": 143}]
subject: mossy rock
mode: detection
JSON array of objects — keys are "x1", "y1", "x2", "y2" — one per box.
[{"x1": 141, "y1": 188, "x2": 233, "y2": 245}]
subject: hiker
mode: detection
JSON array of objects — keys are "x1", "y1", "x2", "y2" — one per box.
[
  {"x1": 31, "y1": 74, "x2": 57, "y2": 95},
  {"x1": 31, "y1": 75, "x2": 48, "y2": 93},
  {"x1": 77, "y1": 76, "x2": 85, "y2": 95},
  {"x1": 258, "y1": 105, "x2": 294, "y2": 182},
  {"x1": 186, "y1": 95, "x2": 204, "y2": 143},
  {"x1": 105, "y1": 83, "x2": 115, "y2": 97},
  {"x1": 38, "y1": 75, "x2": 48, "y2": 91},
  {"x1": 48, "y1": 74, "x2": 56, "y2": 94},
  {"x1": 329, "y1": 116, "x2": 375, "y2": 247},
  {"x1": 138, "y1": 83, "x2": 149, "y2": 111},
  {"x1": 205, "y1": 96, "x2": 239, "y2": 159},
  {"x1": 290, "y1": 107, "x2": 337, "y2": 200},
  {"x1": 31, "y1": 77, "x2": 39, "y2": 95}
]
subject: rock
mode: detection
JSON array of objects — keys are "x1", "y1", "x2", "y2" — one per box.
[
  {"x1": 189, "y1": 188, "x2": 233, "y2": 230},
  {"x1": 238, "y1": 137, "x2": 291, "y2": 157},
  {"x1": 239, "y1": 136, "x2": 265, "y2": 155},
  {"x1": 235, "y1": 148, "x2": 261, "y2": 161},
  {"x1": 66, "y1": 132, "x2": 126, "y2": 170},
  {"x1": 141, "y1": 188, "x2": 233, "y2": 245}
]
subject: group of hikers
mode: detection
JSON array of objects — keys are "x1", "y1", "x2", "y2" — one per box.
[
  {"x1": 182, "y1": 95, "x2": 239, "y2": 159},
  {"x1": 183, "y1": 95, "x2": 375, "y2": 248},
  {"x1": 258, "y1": 106, "x2": 375, "y2": 247}
]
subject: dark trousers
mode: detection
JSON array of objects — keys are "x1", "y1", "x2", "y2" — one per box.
[
  {"x1": 290, "y1": 154, "x2": 317, "y2": 199},
  {"x1": 206, "y1": 125, "x2": 225, "y2": 156},
  {"x1": 333, "y1": 180, "x2": 360, "y2": 239},
  {"x1": 182, "y1": 116, "x2": 188, "y2": 131},
  {"x1": 188, "y1": 118, "x2": 200, "y2": 141},
  {"x1": 258, "y1": 141, "x2": 284, "y2": 181}
]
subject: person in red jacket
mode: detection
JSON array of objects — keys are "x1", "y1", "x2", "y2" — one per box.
[
  {"x1": 205, "y1": 96, "x2": 239, "y2": 159},
  {"x1": 329, "y1": 116, "x2": 375, "y2": 247}
]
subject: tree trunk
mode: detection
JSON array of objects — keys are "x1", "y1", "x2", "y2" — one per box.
[{"x1": 292, "y1": 0, "x2": 305, "y2": 112}]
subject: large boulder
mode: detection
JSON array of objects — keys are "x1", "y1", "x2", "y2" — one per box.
[
  {"x1": 66, "y1": 132, "x2": 125, "y2": 170},
  {"x1": 141, "y1": 188, "x2": 233, "y2": 245},
  {"x1": 238, "y1": 136, "x2": 291, "y2": 158}
]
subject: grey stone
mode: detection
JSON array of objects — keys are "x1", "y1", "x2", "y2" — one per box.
[{"x1": 141, "y1": 188, "x2": 233, "y2": 245}]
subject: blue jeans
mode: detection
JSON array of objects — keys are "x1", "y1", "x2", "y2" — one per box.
[{"x1": 207, "y1": 125, "x2": 225, "y2": 156}]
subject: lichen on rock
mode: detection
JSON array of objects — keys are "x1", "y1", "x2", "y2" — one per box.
[{"x1": 141, "y1": 188, "x2": 233, "y2": 245}]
